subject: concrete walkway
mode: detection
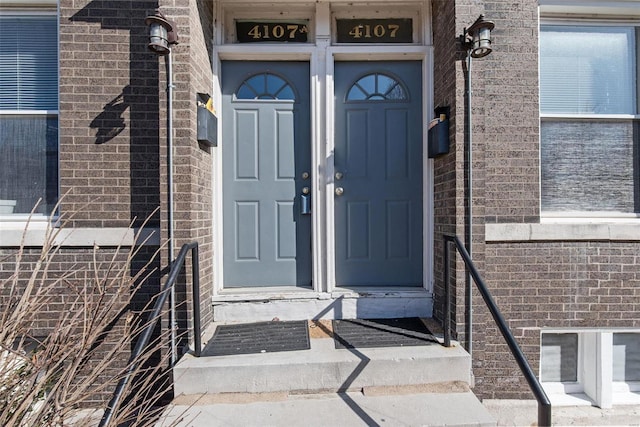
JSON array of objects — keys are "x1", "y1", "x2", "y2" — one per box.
[
  {"x1": 157, "y1": 397, "x2": 640, "y2": 427},
  {"x1": 483, "y1": 400, "x2": 640, "y2": 426},
  {"x1": 158, "y1": 390, "x2": 496, "y2": 427}
]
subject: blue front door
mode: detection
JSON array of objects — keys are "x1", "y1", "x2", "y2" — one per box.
[
  {"x1": 334, "y1": 61, "x2": 423, "y2": 286},
  {"x1": 221, "y1": 61, "x2": 312, "y2": 287}
]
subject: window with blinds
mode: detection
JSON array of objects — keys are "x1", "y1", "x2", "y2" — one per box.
[
  {"x1": 0, "y1": 13, "x2": 58, "y2": 215},
  {"x1": 539, "y1": 25, "x2": 640, "y2": 214}
]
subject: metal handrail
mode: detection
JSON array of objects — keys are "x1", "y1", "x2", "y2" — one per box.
[
  {"x1": 443, "y1": 234, "x2": 551, "y2": 427},
  {"x1": 99, "y1": 241, "x2": 201, "y2": 427}
]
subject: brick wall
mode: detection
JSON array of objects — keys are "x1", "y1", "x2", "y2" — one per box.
[
  {"x1": 1, "y1": 0, "x2": 215, "y2": 405},
  {"x1": 59, "y1": 0, "x2": 161, "y2": 228},
  {"x1": 483, "y1": 0, "x2": 540, "y2": 224},
  {"x1": 0, "y1": 244, "x2": 161, "y2": 405},
  {"x1": 477, "y1": 241, "x2": 640, "y2": 399},
  {"x1": 59, "y1": 0, "x2": 215, "y2": 352},
  {"x1": 431, "y1": 0, "x2": 458, "y2": 326},
  {"x1": 156, "y1": 0, "x2": 215, "y2": 343},
  {"x1": 433, "y1": 0, "x2": 640, "y2": 400},
  {"x1": 432, "y1": 0, "x2": 488, "y2": 346}
]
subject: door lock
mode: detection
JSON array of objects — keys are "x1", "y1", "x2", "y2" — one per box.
[
  {"x1": 302, "y1": 172, "x2": 310, "y2": 180},
  {"x1": 335, "y1": 172, "x2": 343, "y2": 180},
  {"x1": 335, "y1": 187, "x2": 344, "y2": 196},
  {"x1": 301, "y1": 187, "x2": 311, "y2": 215}
]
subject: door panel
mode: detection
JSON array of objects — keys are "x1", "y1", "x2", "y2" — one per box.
[
  {"x1": 222, "y1": 61, "x2": 311, "y2": 287},
  {"x1": 334, "y1": 61, "x2": 423, "y2": 286}
]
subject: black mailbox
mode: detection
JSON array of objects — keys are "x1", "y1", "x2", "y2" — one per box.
[
  {"x1": 197, "y1": 93, "x2": 217, "y2": 147},
  {"x1": 428, "y1": 106, "x2": 450, "y2": 158}
]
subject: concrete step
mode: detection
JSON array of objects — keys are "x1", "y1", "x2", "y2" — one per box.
[
  {"x1": 159, "y1": 389, "x2": 497, "y2": 427},
  {"x1": 173, "y1": 331, "x2": 472, "y2": 395}
]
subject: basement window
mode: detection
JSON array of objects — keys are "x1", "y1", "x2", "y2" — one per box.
[{"x1": 541, "y1": 331, "x2": 640, "y2": 407}]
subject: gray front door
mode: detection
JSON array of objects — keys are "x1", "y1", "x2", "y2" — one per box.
[
  {"x1": 222, "y1": 61, "x2": 311, "y2": 287},
  {"x1": 334, "y1": 61, "x2": 423, "y2": 286}
]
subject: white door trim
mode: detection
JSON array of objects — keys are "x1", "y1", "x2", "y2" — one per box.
[
  {"x1": 211, "y1": 1, "x2": 434, "y2": 301},
  {"x1": 325, "y1": 46, "x2": 434, "y2": 295}
]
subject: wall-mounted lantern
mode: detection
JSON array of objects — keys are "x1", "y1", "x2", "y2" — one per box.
[
  {"x1": 458, "y1": 13, "x2": 495, "y2": 359},
  {"x1": 145, "y1": 9, "x2": 178, "y2": 55},
  {"x1": 460, "y1": 14, "x2": 495, "y2": 58}
]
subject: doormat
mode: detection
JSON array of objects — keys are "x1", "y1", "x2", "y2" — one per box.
[
  {"x1": 201, "y1": 320, "x2": 310, "y2": 357},
  {"x1": 332, "y1": 318, "x2": 438, "y2": 349}
]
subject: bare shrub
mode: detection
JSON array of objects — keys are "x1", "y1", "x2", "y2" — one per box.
[{"x1": 0, "y1": 205, "x2": 176, "y2": 426}]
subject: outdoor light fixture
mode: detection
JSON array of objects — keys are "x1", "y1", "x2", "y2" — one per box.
[
  {"x1": 145, "y1": 8, "x2": 179, "y2": 367},
  {"x1": 459, "y1": 14, "x2": 494, "y2": 360},
  {"x1": 461, "y1": 14, "x2": 495, "y2": 58},
  {"x1": 145, "y1": 9, "x2": 178, "y2": 55}
]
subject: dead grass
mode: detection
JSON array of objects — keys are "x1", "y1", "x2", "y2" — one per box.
[{"x1": 0, "y1": 202, "x2": 178, "y2": 426}]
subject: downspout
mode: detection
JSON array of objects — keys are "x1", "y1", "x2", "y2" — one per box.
[
  {"x1": 166, "y1": 49, "x2": 177, "y2": 366},
  {"x1": 465, "y1": 49, "x2": 473, "y2": 358}
]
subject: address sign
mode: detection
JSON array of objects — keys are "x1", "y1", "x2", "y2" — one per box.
[
  {"x1": 236, "y1": 21, "x2": 309, "y2": 43},
  {"x1": 336, "y1": 19, "x2": 412, "y2": 43}
]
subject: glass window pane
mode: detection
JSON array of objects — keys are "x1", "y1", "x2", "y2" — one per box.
[
  {"x1": 613, "y1": 333, "x2": 640, "y2": 382},
  {"x1": 378, "y1": 75, "x2": 396, "y2": 94},
  {"x1": 237, "y1": 85, "x2": 256, "y2": 99},
  {"x1": 0, "y1": 15, "x2": 58, "y2": 110},
  {"x1": 357, "y1": 75, "x2": 376, "y2": 95},
  {"x1": 347, "y1": 73, "x2": 407, "y2": 101},
  {"x1": 540, "y1": 26, "x2": 635, "y2": 114},
  {"x1": 275, "y1": 85, "x2": 294, "y2": 100},
  {"x1": 0, "y1": 115, "x2": 58, "y2": 215},
  {"x1": 541, "y1": 333, "x2": 578, "y2": 382},
  {"x1": 246, "y1": 75, "x2": 265, "y2": 94},
  {"x1": 385, "y1": 84, "x2": 406, "y2": 100},
  {"x1": 236, "y1": 73, "x2": 294, "y2": 100},
  {"x1": 347, "y1": 86, "x2": 367, "y2": 100},
  {"x1": 266, "y1": 74, "x2": 286, "y2": 95},
  {"x1": 541, "y1": 120, "x2": 639, "y2": 213}
]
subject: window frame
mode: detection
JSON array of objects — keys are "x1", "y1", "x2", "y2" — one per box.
[
  {"x1": 540, "y1": 330, "x2": 640, "y2": 407},
  {"x1": 0, "y1": 7, "x2": 59, "y2": 221},
  {"x1": 539, "y1": 17, "x2": 640, "y2": 220}
]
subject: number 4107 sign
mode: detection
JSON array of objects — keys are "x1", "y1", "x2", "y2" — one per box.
[
  {"x1": 336, "y1": 19, "x2": 412, "y2": 43},
  {"x1": 236, "y1": 21, "x2": 310, "y2": 43}
]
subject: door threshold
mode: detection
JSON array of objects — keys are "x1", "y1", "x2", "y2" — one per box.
[
  {"x1": 212, "y1": 287, "x2": 434, "y2": 322},
  {"x1": 214, "y1": 286, "x2": 318, "y2": 302},
  {"x1": 332, "y1": 286, "x2": 430, "y2": 296}
]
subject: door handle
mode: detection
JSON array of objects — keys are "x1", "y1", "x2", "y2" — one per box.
[
  {"x1": 300, "y1": 187, "x2": 311, "y2": 215},
  {"x1": 335, "y1": 187, "x2": 344, "y2": 196}
]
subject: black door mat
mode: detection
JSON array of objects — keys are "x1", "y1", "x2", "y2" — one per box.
[
  {"x1": 332, "y1": 318, "x2": 438, "y2": 349},
  {"x1": 201, "y1": 320, "x2": 310, "y2": 357}
]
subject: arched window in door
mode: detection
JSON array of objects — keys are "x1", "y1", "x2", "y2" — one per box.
[
  {"x1": 346, "y1": 72, "x2": 408, "y2": 101},
  {"x1": 235, "y1": 73, "x2": 296, "y2": 100}
]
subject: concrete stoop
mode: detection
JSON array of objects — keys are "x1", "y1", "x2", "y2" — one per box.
[
  {"x1": 159, "y1": 389, "x2": 496, "y2": 427},
  {"x1": 167, "y1": 321, "x2": 496, "y2": 426}
]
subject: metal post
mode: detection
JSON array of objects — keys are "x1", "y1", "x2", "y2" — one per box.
[
  {"x1": 166, "y1": 49, "x2": 177, "y2": 367},
  {"x1": 443, "y1": 237, "x2": 451, "y2": 347},
  {"x1": 465, "y1": 49, "x2": 473, "y2": 357},
  {"x1": 192, "y1": 245, "x2": 202, "y2": 357}
]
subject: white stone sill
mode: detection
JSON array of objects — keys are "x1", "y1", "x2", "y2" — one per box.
[
  {"x1": 486, "y1": 222, "x2": 640, "y2": 242},
  {"x1": 0, "y1": 225, "x2": 160, "y2": 247}
]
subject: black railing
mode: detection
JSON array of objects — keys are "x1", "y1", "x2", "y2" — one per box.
[
  {"x1": 443, "y1": 234, "x2": 551, "y2": 427},
  {"x1": 99, "y1": 241, "x2": 201, "y2": 427}
]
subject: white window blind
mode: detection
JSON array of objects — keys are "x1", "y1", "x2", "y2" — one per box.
[
  {"x1": 0, "y1": 15, "x2": 58, "y2": 110},
  {"x1": 540, "y1": 26, "x2": 636, "y2": 115}
]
